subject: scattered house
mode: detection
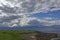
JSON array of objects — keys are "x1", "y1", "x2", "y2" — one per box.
[
  {"x1": 35, "y1": 32, "x2": 58, "y2": 40},
  {"x1": 57, "y1": 34, "x2": 60, "y2": 38},
  {"x1": 22, "y1": 33, "x2": 37, "y2": 40},
  {"x1": 51, "y1": 38, "x2": 60, "y2": 40},
  {"x1": 21, "y1": 31, "x2": 58, "y2": 40}
]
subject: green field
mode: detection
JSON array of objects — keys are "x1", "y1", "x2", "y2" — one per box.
[
  {"x1": 0, "y1": 30, "x2": 35, "y2": 40},
  {"x1": 0, "y1": 30, "x2": 58, "y2": 40}
]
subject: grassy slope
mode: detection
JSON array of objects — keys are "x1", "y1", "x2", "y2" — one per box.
[{"x1": 0, "y1": 30, "x2": 35, "y2": 40}]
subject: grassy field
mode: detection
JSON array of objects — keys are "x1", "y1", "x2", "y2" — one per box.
[
  {"x1": 0, "y1": 30, "x2": 58, "y2": 40},
  {"x1": 0, "y1": 30, "x2": 35, "y2": 40}
]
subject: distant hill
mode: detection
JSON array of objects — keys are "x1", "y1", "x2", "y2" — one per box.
[{"x1": 0, "y1": 26, "x2": 60, "y2": 34}]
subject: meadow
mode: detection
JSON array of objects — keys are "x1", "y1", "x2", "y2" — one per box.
[{"x1": 0, "y1": 30, "x2": 35, "y2": 40}]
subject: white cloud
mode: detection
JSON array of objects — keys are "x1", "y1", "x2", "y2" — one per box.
[
  {"x1": 0, "y1": 15, "x2": 60, "y2": 27},
  {"x1": 42, "y1": 17, "x2": 53, "y2": 20},
  {"x1": 0, "y1": 0, "x2": 60, "y2": 14},
  {"x1": 0, "y1": 0, "x2": 60, "y2": 15},
  {"x1": 27, "y1": 17, "x2": 60, "y2": 27},
  {"x1": 0, "y1": 0, "x2": 60, "y2": 27}
]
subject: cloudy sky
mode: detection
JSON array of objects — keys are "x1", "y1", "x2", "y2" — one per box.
[{"x1": 0, "y1": 0, "x2": 60, "y2": 28}]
